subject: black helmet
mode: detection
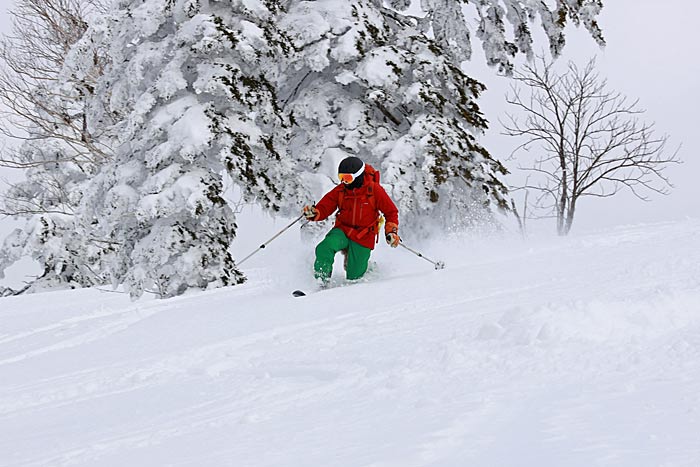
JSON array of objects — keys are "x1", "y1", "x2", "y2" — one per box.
[
  {"x1": 338, "y1": 156, "x2": 364, "y2": 175},
  {"x1": 338, "y1": 156, "x2": 365, "y2": 187}
]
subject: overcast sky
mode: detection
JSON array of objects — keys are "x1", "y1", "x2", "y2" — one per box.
[
  {"x1": 0, "y1": 1, "x2": 698, "y2": 236},
  {"x1": 471, "y1": 0, "x2": 700, "y2": 229}
]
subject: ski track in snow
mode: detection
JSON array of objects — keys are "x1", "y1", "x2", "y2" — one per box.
[{"x1": 1, "y1": 220, "x2": 700, "y2": 466}]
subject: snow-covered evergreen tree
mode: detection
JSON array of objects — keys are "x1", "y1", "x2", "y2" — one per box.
[
  {"x1": 279, "y1": 0, "x2": 509, "y2": 233},
  {"x1": 78, "y1": 0, "x2": 308, "y2": 297},
  {"x1": 416, "y1": 0, "x2": 605, "y2": 74},
  {"x1": 0, "y1": 140, "x2": 106, "y2": 292}
]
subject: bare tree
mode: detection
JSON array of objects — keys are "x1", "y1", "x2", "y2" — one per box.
[
  {"x1": 503, "y1": 57, "x2": 680, "y2": 235},
  {"x1": 0, "y1": 0, "x2": 109, "y2": 170},
  {"x1": 0, "y1": 0, "x2": 110, "y2": 223}
]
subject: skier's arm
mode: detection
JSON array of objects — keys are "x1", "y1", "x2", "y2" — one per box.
[
  {"x1": 375, "y1": 185, "x2": 400, "y2": 247},
  {"x1": 375, "y1": 184, "x2": 399, "y2": 227},
  {"x1": 313, "y1": 185, "x2": 342, "y2": 222}
]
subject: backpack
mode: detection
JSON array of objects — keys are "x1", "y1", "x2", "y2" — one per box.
[{"x1": 337, "y1": 164, "x2": 384, "y2": 243}]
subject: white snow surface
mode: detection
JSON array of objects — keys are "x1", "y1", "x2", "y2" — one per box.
[{"x1": 2, "y1": 219, "x2": 700, "y2": 466}]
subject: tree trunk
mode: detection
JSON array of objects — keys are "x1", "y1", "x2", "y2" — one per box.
[{"x1": 563, "y1": 198, "x2": 577, "y2": 235}]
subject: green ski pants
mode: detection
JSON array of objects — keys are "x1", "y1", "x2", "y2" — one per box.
[{"x1": 314, "y1": 228, "x2": 372, "y2": 282}]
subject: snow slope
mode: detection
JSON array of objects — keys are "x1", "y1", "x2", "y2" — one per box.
[{"x1": 1, "y1": 219, "x2": 700, "y2": 467}]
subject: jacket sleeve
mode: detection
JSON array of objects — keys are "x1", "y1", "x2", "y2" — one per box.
[
  {"x1": 375, "y1": 184, "x2": 399, "y2": 228},
  {"x1": 314, "y1": 185, "x2": 342, "y2": 221}
]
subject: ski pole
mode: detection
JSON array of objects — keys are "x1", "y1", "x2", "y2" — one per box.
[
  {"x1": 399, "y1": 242, "x2": 445, "y2": 270},
  {"x1": 238, "y1": 214, "x2": 305, "y2": 266}
]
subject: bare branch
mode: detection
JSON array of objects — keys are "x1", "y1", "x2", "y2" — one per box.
[
  {"x1": 0, "y1": 0, "x2": 110, "y2": 171},
  {"x1": 504, "y1": 56, "x2": 681, "y2": 235}
]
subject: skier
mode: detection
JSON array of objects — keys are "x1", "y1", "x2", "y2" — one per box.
[{"x1": 302, "y1": 156, "x2": 400, "y2": 285}]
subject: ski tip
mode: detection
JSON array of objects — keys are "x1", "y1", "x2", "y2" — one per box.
[{"x1": 292, "y1": 290, "x2": 306, "y2": 297}]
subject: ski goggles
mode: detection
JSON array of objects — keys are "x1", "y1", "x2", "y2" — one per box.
[{"x1": 338, "y1": 162, "x2": 365, "y2": 184}]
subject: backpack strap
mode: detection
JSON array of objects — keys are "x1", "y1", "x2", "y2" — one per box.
[
  {"x1": 338, "y1": 184, "x2": 347, "y2": 212},
  {"x1": 366, "y1": 181, "x2": 376, "y2": 211}
]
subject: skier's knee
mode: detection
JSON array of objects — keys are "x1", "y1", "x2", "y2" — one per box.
[{"x1": 315, "y1": 242, "x2": 334, "y2": 258}]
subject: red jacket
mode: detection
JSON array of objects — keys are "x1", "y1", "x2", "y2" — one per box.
[{"x1": 315, "y1": 180, "x2": 399, "y2": 249}]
